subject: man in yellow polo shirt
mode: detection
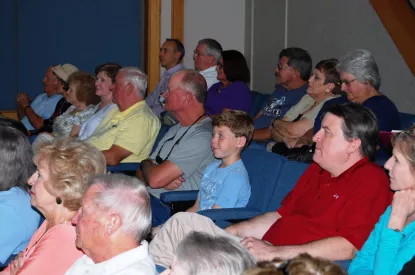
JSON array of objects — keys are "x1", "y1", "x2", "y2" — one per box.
[{"x1": 86, "y1": 67, "x2": 160, "y2": 165}]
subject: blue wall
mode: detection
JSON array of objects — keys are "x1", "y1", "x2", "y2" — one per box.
[
  {"x1": 0, "y1": 0, "x2": 143, "y2": 109},
  {"x1": 0, "y1": 0, "x2": 18, "y2": 109}
]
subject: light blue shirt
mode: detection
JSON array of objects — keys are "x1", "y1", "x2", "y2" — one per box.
[
  {"x1": 146, "y1": 63, "x2": 185, "y2": 117},
  {"x1": 0, "y1": 187, "x2": 41, "y2": 264},
  {"x1": 77, "y1": 102, "x2": 117, "y2": 140},
  {"x1": 21, "y1": 92, "x2": 63, "y2": 130},
  {"x1": 349, "y1": 206, "x2": 415, "y2": 275},
  {"x1": 198, "y1": 159, "x2": 251, "y2": 211}
]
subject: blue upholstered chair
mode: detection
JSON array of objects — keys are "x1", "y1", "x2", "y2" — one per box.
[
  {"x1": 249, "y1": 91, "x2": 269, "y2": 118},
  {"x1": 161, "y1": 148, "x2": 305, "y2": 228}
]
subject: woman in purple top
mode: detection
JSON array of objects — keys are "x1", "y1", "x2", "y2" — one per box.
[{"x1": 204, "y1": 50, "x2": 251, "y2": 116}]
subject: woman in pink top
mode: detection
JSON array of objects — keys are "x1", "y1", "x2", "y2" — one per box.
[{"x1": 1, "y1": 138, "x2": 106, "y2": 275}]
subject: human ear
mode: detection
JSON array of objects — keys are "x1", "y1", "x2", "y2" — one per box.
[
  {"x1": 236, "y1": 136, "x2": 247, "y2": 149},
  {"x1": 105, "y1": 214, "x2": 121, "y2": 236},
  {"x1": 347, "y1": 138, "x2": 362, "y2": 154}
]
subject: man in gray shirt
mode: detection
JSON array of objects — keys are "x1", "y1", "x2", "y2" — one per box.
[{"x1": 137, "y1": 69, "x2": 214, "y2": 225}]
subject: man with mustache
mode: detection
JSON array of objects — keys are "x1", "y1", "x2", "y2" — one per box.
[{"x1": 252, "y1": 48, "x2": 311, "y2": 138}]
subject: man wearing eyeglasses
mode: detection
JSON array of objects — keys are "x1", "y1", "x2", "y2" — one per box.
[
  {"x1": 252, "y1": 48, "x2": 311, "y2": 134},
  {"x1": 137, "y1": 69, "x2": 214, "y2": 226},
  {"x1": 193, "y1": 38, "x2": 222, "y2": 89}
]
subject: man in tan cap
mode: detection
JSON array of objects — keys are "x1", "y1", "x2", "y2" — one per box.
[{"x1": 17, "y1": 63, "x2": 78, "y2": 131}]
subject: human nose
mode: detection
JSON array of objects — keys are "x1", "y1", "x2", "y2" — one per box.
[
  {"x1": 71, "y1": 209, "x2": 80, "y2": 225},
  {"x1": 312, "y1": 129, "x2": 322, "y2": 143},
  {"x1": 27, "y1": 171, "x2": 37, "y2": 186},
  {"x1": 384, "y1": 156, "x2": 393, "y2": 171}
]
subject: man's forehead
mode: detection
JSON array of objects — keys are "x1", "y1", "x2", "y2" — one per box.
[{"x1": 321, "y1": 113, "x2": 342, "y2": 131}]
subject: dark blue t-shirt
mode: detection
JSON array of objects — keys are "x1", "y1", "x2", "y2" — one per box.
[
  {"x1": 313, "y1": 95, "x2": 401, "y2": 133},
  {"x1": 254, "y1": 84, "x2": 307, "y2": 129},
  {"x1": 363, "y1": 95, "x2": 401, "y2": 131}
]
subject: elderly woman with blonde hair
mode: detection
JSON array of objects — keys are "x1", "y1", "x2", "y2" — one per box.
[{"x1": 1, "y1": 138, "x2": 106, "y2": 275}]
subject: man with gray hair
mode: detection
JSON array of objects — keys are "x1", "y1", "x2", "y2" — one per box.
[
  {"x1": 137, "y1": 69, "x2": 214, "y2": 226},
  {"x1": 66, "y1": 174, "x2": 156, "y2": 275},
  {"x1": 86, "y1": 67, "x2": 161, "y2": 165},
  {"x1": 193, "y1": 38, "x2": 222, "y2": 89}
]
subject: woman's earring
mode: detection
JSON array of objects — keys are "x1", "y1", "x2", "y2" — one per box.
[
  {"x1": 56, "y1": 197, "x2": 63, "y2": 205},
  {"x1": 326, "y1": 88, "x2": 330, "y2": 93}
]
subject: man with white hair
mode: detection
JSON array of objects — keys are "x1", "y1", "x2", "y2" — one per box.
[
  {"x1": 86, "y1": 67, "x2": 161, "y2": 165},
  {"x1": 17, "y1": 64, "x2": 78, "y2": 131},
  {"x1": 193, "y1": 38, "x2": 222, "y2": 89},
  {"x1": 66, "y1": 174, "x2": 156, "y2": 275}
]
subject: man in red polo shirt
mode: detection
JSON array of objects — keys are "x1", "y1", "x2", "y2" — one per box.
[{"x1": 149, "y1": 102, "x2": 392, "y2": 266}]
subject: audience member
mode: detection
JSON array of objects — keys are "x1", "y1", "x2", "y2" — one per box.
[
  {"x1": 337, "y1": 49, "x2": 401, "y2": 131},
  {"x1": 349, "y1": 125, "x2": 415, "y2": 274},
  {"x1": 137, "y1": 69, "x2": 214, "y2": 225},
  {"x1": 66, "y1": 174, "x2": 156, "y2": 275},
  {"x1": 187, "y1": 110, "x2": 253, "y2": 212},
  {"x1": 146, "y1": 39, "x2": 185, "y2": 117},
  {"x1": 78, "y1": 63, "x2": 121, "y2": 140},
  {"x1": 32, "y1": 72, "x2": 99, "y2": 148},
  {"x1": 160, "y1": 232, "x2": 255, "y2": 275},
  {"x1": 205, "y1": 50, "x2": 252, "y2": 116},
  {"x1": 267, "y1": 59, "x2": 342, "y2": 153},
  {"x1": 3, "y1": 138, "x2": 106, "y2": 275},
  {"x1": 253, "y1": 47, "x2": 311, "y2": 129},
  {"x1": 17, "y1": 65, "x2": 75, "y2": 131},
  {"x1": 193, "y1": 38, "x2": 223, "y2": 89},
  {"x1": 150, "y1": 102, "x2": 392, "y2": 267},
  {"x1": 86, "y1": 67, "x2": 161, "y2": 165},
  {"x1": 244, "y1": 253, "x2": 346, "y2": 275},
  {"x1": 0, "y1": 126, "x2": 40, "y2": 267},
  {"x1": 37, "y1": 64, "x2": 79, "y2": 133}
]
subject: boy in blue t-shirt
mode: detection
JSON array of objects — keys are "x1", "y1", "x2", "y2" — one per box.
[{"x1": 187, "y1": 110, "x2": 254, "y2": 212}]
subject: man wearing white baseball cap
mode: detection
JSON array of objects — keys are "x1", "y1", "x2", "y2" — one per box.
[{"x1": 17, "y1": 63, "x2": 78, "y2": 132}]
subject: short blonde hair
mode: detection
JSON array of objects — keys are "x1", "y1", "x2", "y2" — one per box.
[
  {"x1": 34, "y1": 138, "x2": 106, "y2": 211},
  {"x1": 393, "y1": 124, "x2": 415, "y2": 171}
]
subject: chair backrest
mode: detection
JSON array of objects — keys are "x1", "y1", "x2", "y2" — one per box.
[
  {"x1": 400, "y1": 112, "x2": 415, "y2": 130},
  {"x1": 249, "y1": 91, "x2": 269, "y2": 117},
  {"x1": 241, "y1": 148, "x2": 286, "y2": 212},
  {"x1": 268, "y1": 160, "x2": 310, "y2": 211},
  {"x1": 151, "y1": 124, "x2": 171, "y2": 154}
]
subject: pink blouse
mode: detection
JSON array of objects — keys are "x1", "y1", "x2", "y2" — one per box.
[{"x1": 1, "y1": 221, "x2": 83, "y2": 275}]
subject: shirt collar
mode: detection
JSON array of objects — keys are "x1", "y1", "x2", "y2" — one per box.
[
  {"x1": 319, "y1": 156, "x2": 370, "y2": 180},
  {"x1": 165, "y1": 63, "x2": 185, "y2": 75},
  {"x1": 83, "y1": 241, "x2": 151, "y2": 273},
  {"x1": 200, "y1": 66, "x2": 217, "y2": 74},
  {"x1": 119, "y1": 100, "x2": 146, "y2": 116}
]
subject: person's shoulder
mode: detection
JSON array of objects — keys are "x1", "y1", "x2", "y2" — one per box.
[
  {"x1": 364, "y1": 95, "x2": 397, "y2": 109},
  {"x1": 352, "y1": 160, "x2": 389, "y2": 185}
]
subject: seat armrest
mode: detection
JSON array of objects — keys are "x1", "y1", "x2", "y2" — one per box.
[
  {"x1": 160, "y1": 191, "x2": 198, "y2": 203},
  {"x1": 107, "y1": 163, "x2": 140, "y2": 172},
  {"x1": 197, "y1": 208, "x2": 264, "y2": 221}
]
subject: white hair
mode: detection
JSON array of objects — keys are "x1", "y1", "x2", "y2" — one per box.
[
  {"x1": 119, "y1": 67, "x2": 148, "y2": 98},
  {"x1": 88, "y1": 174, "x2": 151, "y2": 242},
  {"x1": 175, "y1": 231, "x2": 256, "y2": 275}
]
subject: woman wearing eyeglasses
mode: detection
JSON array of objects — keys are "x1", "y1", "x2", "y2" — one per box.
[
  {"x1": 204, "y1": 50, "x2": 252, "y2": 116},
  {"x1": 267, "y1": 59, "x2": 342, "y2": 153},
  {"x1": 348, "y1": 126, "x2": 415, "y2": 275},
  {"x1": 337, "y1": 49, "x2": 400, "y2": 131}
]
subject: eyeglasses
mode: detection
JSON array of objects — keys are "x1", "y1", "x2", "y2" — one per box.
[
  {"x1": 341, "y1": 78, "x2": 357, "y2": 87},
  {"x1": 193, "y1": 50, "x2": 207, "y2": 57},
  {"x1": 277, "y1": 64, "x2": 291, "y2": 70},
  {"x1": 216, "y1": 62, "x2": 223, "y2": 69}
]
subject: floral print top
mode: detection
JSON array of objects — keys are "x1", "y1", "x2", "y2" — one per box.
[{"x1": 52, "y1": 105, "x2": 96, "y2": 137}]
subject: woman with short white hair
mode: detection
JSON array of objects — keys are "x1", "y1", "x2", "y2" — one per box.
[{"x1": 160, "y1": 231, "x2": 255, "y2": 275}]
